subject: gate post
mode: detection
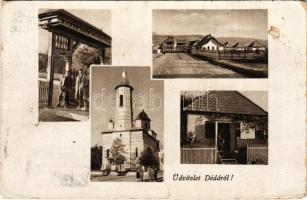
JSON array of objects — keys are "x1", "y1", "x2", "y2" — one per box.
[
  {"x1": 99, "y1": 49, "x2": 105, "y2": 65},
  {"x1": 46, "y1": 32, "x2": 55, "y2": 107}
]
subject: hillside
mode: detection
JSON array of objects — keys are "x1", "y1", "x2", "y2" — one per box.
[
  {"x1": 216, "y1": 37, "x2": 268, "y2": 48},
  {"x1": 152, "y1": 35, "x2": 204, "y2": 46},
  {"x1": 153, "y1": 34, "x2": 268, "y2": 47}
]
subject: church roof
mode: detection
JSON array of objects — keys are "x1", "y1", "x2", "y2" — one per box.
[
  {"x1": 115, "y1": 70, "x2": 134, "y2": 90},
  {"x1": 135, "y1": 109, "x2": 151, "y2": 121}
]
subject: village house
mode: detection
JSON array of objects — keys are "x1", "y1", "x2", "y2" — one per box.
[
  {"x1": 152, "y1": 44, "x2": 162, "y2": 54},
  {"x1": 193, "y1": 34, "x2": 267, "y2": 52},
  {"x1": 161, "y1": 36, "x2": 189, "y2": 53},
  {"x1": 195, "y1": 34, "x2": 225, "y2": 51},
  {"x1": 245, "y1": 41, "x2": 267, "y2": 51},
  {"x1": 176, "y1": 40, "x2": 189, "y2": 52},
  {"x1": 100, "y1": 70, "x2": 160, "y2": 171},
  {"x1": 180, "y1": 91, "x2": 268, "y2": 165},
  {"x1": 159, "y1": 34, "x2": 267, "y2": 54},
  {"x1": 162, "y1": 36, "x2": 177, "y2": 52}
]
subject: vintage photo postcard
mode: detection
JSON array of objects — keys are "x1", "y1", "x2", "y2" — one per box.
[
  {"x1": 38, "y1": 9, "x2": 111, "y2": 122},
  {"x1": 180, "y1": 90, "x2": 268, "y2": 165},
  {"x1": 0, "y1": 1, "x2": 306, "y2": 199},
  {"x1": 90, "y1": 66, "x2": 164, "y2": 182},
  {"x1": 152, "y1": 10, "x2": 268, "y2": 78}
]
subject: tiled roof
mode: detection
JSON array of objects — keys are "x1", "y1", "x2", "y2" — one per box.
[
  {"x1": 183, "y1": 91, "x2": 267, "y2": 116},
  {"x1": 247, "y1": 40, "x2": 266, "y2": 48}
]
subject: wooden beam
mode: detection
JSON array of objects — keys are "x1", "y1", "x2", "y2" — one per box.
[
  {"x1": 46, "y1": 32, "x2": 55, "y2": 107},
  {"x1": 38, "y1": 9, "x2": 111, "y2": 47}
]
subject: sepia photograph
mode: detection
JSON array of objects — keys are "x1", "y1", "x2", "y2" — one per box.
[
  {"x1": 180, "y1": 91, "x2": 268, "y2": 164},
  {"x1": 38, "y1": 9, "x2": 112, "y2": 121},
  {"x1": 90, "y1": 67, "x2": 164, "y2": 182},
  {"x1": 0, "y1": 1, "x2": 306, "y2": 199},
  {"x1": 153, "y1": 10, "x2": 268, "y2": 78}
]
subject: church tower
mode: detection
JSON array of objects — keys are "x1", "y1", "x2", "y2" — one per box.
[{"x1": 114, "y1": 70, "x2": 133, "y2": 130}]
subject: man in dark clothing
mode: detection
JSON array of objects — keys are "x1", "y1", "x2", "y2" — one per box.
[{"x1": 57, "y1": 71, "x2": 72, "y2": 108}]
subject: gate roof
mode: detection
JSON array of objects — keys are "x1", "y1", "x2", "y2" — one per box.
[{"x1": 39, "y1": 9, "x2": 111, "y2": 48}]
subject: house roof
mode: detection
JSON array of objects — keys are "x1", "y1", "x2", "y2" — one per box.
[
  {"x1": 247, "y1": 40, "x2": 266, "y2": 48},
  {"x1": 135, "y1": 109, "x2": 151, "y2": 121},
  {"x1": 196, "y1": 34, "x2": 225, "y2": 48},
  {"x1": 183, "y1": 91, "x2": 267, "y2": 116},
  {"x1": 216, "y1": 37, "x2": 268, "y2": 49},
  {"x1": 189, "y1": 40, "x2": 199, "y2": 46}
]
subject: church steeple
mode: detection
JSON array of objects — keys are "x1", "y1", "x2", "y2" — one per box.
[
  {"x1": 135, "y1": 109, "x2": 151, "y2": 130},
  {"x1": 115, "y1": 68, "x2": 133, "y2": 90},
  {"x1": 114, "y1": 69, "x2": 133, "y2": 130}
]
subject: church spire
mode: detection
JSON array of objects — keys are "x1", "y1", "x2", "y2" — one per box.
[
  {"x1": 122, "y1": 67, "x2": 126, "y2": 78},
  {"x1": 115, "y1": 68, "x2": 133, "y2": 90}
]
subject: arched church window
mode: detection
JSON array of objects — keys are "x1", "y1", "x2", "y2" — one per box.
[
  {"x1": 135, "y1": 147, "x2": 138, "y2": 157},
  {"x1": 120, "y1": 95, "x2": 123, "y2": 107},
  {"x1": 107, "y1": 149, "x2": 110, "y2": 158}
]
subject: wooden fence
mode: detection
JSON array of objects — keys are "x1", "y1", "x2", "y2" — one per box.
[
  {"x1": 181, "y1": 148, "x2": 216, "y2": 164},
  {"x1": 192, "y1": 49, "x2": 267, "y2": 63},
  {"x1": 39, "y1": 80, "x2": 49, "y2": 108},
  {"x1": 247, "y1": 145, "x2": 268, "y2": 164}
]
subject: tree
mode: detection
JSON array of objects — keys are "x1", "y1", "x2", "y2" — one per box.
[
  {"x1": 107, "y1": 138, "x2": 126, "y2": 172},
  {"x1": 138, "y1": 147, "x2": 159, "y2": 169},
  {"x1": 73, "y1": 44, "x2": 101, "y2": 70}
]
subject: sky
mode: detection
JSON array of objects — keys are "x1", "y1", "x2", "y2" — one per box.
[
  {"x1": 153, "y1": 9, "x2": 268, "y2": 40},
  {"x1": 91, "y1": 67, "x2": 164, "y2": 148},
  {"x1": 39, "y1": 9, "x2": 111, "y2": 54},
  {"x1": 186, "y1": 91, "x2": 268, "y2": 133}
]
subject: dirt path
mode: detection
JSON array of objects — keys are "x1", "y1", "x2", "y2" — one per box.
[{"x1": 153, "y1": 53, "x2": 247, "y2": 78}]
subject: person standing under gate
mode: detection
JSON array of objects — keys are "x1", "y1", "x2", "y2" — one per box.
[
  {"x1": 75, "y1": 69, "x2": 87, "y2": 109},
  {"x1": 57, "y1": 71, "x2": 72, "y2": 108},
  {"x1": 83, "y1": 70, "x2": 89, "y2": 111}
]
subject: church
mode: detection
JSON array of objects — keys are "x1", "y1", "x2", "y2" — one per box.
[{"x1": 100, "y1": 70, "x2": 160, "y2": 170}]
